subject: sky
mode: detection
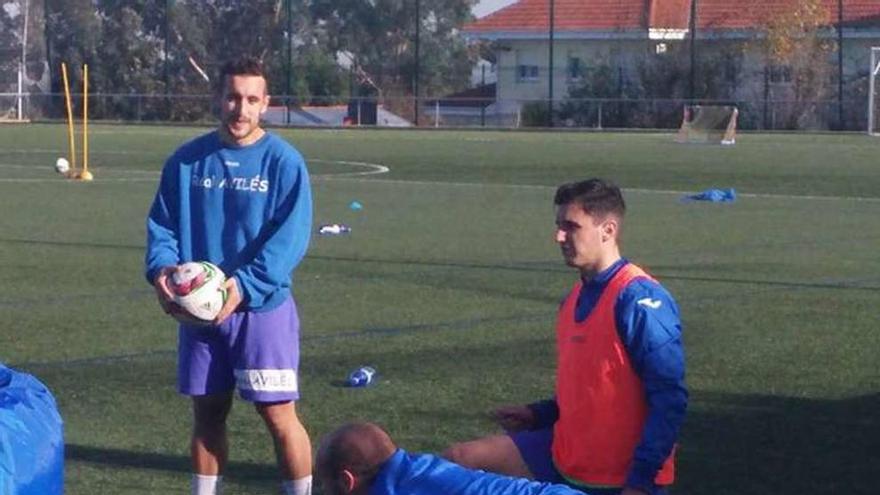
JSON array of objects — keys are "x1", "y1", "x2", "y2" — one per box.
[{"x1": 472, "y1": 0, "x2": 518, "y2": 18}]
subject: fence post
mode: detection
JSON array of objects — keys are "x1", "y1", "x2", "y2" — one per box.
[
  {"x1": 597, "y1": 101, "x2": 603, "y2": 130},
  {"x1": 434, "y1": 100, "x2": 440, "y2": 128}
]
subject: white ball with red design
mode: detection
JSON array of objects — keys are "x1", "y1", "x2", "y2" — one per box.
[{"x1": 169, "y1": 261, "x2": 227, "y2": 322}]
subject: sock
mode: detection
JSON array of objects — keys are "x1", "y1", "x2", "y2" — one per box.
[
  {"x1": 282, "y1": 475, "x2": 312, "y2": 495},
  {"x1": 192, "y1": 474, "x2": 223, "y2": 495}
]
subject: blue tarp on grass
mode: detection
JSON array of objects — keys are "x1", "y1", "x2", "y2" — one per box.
[
  {"x1": 682, "y1": 188, "x2": 737, "y2": 203},
  {"x1": 0, "y1": 364, "x2": 64, "y2": 495}
]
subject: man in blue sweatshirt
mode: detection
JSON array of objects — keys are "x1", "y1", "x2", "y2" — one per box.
[
  {"x1": 145, "y1": 56, "x2": 313, "y2": 495},
  {"x1": 316, "y1": 422, "x2": 585, "y2": 495}
]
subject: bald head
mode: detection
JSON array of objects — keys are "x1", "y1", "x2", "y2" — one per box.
[{"x1": 316, "y1": 422, "x2": 398, "y2": 495}]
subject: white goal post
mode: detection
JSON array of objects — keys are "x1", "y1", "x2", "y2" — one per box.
[
  {"x1": 868, "y1": 47, "x2": 880, "y2": 135},
  {"x1": 676, "y1": 105, "x2": 738, "y2": 145}
]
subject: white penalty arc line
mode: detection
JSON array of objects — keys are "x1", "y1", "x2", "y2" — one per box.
[{"x1": 309, "y1": 159, "x2": 390, "y2": 178}]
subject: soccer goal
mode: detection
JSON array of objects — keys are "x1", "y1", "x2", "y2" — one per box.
[
  {"x1": 676, "y1": 105, "x2": 738, "y2": 145},
  {"x1": 0, "y1": 68, "x2": 30, "y2": 123},
  {"x1": 0, "y1": 93, "x2": 27, "y2": 123},
  {"x1": 868, "y1": 47, "x2": 880, "y2": 135}
]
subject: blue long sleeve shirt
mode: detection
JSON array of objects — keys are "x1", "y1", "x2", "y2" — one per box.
[
  {"x1": 371, "y1": 449, "x2": 585, "y2": 495},
  {"x1": 530, "y1": 259, "x2": 687, "y2": 492},
  {"x1": 145, "y1": 131, "x2": 312, "y2": 311}
]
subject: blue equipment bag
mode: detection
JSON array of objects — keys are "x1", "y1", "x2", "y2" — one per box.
[{"x1": 0, "y1": 364, "x2": 64, "y2": 495}]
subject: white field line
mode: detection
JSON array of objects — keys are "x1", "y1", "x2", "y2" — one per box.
[
  {"x1": 629, "y1": 188, "x2": 880, "y2": 203},
  {"x1": 315, "y1": 176, "x2": 880, "y2": 204},
  {"x1": 0, "y1": 159, "x2": 390, "y2": 182},
  {"x1": 2, "y1": 160, "x2": 879, "y2": 203},
  {"x1": 1, "y1": 152, "x2": 391, "y2": 177},
  {"x1": 2, "y1": 148, "x2": 158, "y2": 155}
]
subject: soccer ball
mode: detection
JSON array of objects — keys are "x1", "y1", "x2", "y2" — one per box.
[
  {"x1": 55, "y1": 157, "x2": 70, "y2": 175},
  {"x1": 169, "y1": 261, "x2": 227, "y2": 323}
]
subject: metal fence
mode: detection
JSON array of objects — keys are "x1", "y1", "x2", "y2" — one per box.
[{"x1": 0, "y1": 92, "x2": 872, "y2": 132}]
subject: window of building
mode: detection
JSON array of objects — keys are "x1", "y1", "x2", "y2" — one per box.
[
  {"x1": 723, "y1": 54, "x2": 739, "y2": 84},
  {"x1": 567, "y1": 56, "x2": 585, "y2": 82},
  {"x1": 517, "y1": 64, "x2": 540, "y2": 82}
]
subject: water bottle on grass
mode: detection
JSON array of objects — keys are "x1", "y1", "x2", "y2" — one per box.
[{"x1": 347, "y1": 366, "x2": 377, "y2": 387}]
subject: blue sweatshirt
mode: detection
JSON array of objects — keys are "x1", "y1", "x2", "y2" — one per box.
[
  {"x1": 529, "y1": 259, "x2": 687, "y2": 492},
  {"x1": 145, "y1": 131, "x2": 312, "y2": 311},
  {"x1": 371, "y1": 449, "x2": 585, "y2": 495}
]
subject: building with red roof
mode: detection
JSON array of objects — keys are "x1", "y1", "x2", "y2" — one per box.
[{"x1": 463, "y1": 0, "x2": 880, "y2": 129}]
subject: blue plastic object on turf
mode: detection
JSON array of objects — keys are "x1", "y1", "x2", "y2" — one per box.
[
  {"x1": 682, "y1": 188, "x2": 737, "y2": 203},
  {"x1": 349, "y1": 201, "x2": 363, "y2": 211},
  {"x1": 347, "y1": 366, "x2": 377, "y2": 388},
  {"x1": 0, "y1": 363, "x2": 64, "y2": 495}
]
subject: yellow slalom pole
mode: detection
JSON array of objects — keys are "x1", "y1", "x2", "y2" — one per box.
[
  {"x1": 61, "y1": 63, "x2": 77, "y2": 177},
  {"x1": 80, "y1": 64, "x2": 93, "y2": 181}
]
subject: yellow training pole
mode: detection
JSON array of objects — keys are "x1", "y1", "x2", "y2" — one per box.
[
  {"x1": 79, "y1": 64, "x2": 93, "y2": 181},
  {"x1": 61, "y1": 63, "x2": 77, "y2": 177}
]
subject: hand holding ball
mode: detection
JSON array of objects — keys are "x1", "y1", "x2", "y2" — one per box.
[{"x1": 168, "y1": 262, "x2": 228, "y2": 324}]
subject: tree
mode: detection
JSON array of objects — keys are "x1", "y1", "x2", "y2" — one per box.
[
  {"x1": 748, "y1": 0, "x2": 836, "y2": 129},
  {"x1": 310, "y1": 0, "x2": 477, "y2": 117},
  {"x1": 23, "y1": 1, "x2": 480, "y2": 121},
  {"x1": 0, "y1": 1, "x2": 26, "y2": 116},
  {"x1": 93, "y1": 2, "x2": 165, "y2": 118}
]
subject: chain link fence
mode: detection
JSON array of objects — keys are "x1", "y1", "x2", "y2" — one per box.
[{"x1": 1, "y1": 91, "x2": 872, "y2": 132}]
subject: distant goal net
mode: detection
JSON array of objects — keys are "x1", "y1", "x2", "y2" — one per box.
[
  {"x1": 676, "y1": 105, "x2": 738, "y2": 145},
  {"x1": 868, "y1": 47, "x2": 880, "y2": 135},
  {"x1": 0, "y1": 93, "x2": 28, "y2": 123}
]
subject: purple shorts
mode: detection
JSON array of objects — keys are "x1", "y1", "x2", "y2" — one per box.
[
  {"x1": 511, "y1": 428, "x2": 663, "y2": 495},
  {"x1": 511, "y1": 427, "x2": 565, "y2": 485},
  {"x1": 177, "y1": 296, "x2": 301, "y2": 403}
]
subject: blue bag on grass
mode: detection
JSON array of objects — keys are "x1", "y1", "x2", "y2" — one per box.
[{"x1": 0, "y1": 364, "x2": 64, "y2": 495}]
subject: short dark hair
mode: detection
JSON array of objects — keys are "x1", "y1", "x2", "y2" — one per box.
[
  {"x1": 318, "y1": 422, "x2": 396, "y2": 483},
  {"x1": 554, "y1": 178, "x2": 625, "y2": 220},
  {"x1": 218, "y1": 56, "x2": 268, "y2": 90}
]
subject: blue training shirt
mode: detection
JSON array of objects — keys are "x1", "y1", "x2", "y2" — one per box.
[
  {"x1": 371, "y1": 449, "x2": 585, "y2": 495},
  {"x1": 530, "y1": 259, "x2": 687, "y2": 491},
  {"x1": 145, "y1": 130, "x2": 312, "y2": 311}
]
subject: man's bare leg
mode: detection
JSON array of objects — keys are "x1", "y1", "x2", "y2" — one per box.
[
  {"x1": 191, "y1": 392, "x2": 234, "y2": 474},
  {"x1": 256, "y1": 401, "x2": 312, "y2": 494},
  {"x1": 444, "y1": 434, "x2": 533, "y2": 478},
  {"x1": 191, "y1": 392, "x2": 234, "y2": 495}
]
